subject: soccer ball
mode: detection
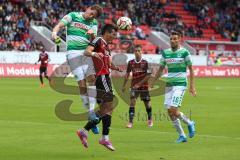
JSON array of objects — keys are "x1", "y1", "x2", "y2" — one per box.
[{"x1": 117, "y1": 17, "x2": 132, "y2": 30}]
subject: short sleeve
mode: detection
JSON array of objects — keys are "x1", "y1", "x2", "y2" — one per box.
[
  {"x1": 126, "y1": 61, "x2": 132, "y2": 73},
  {"x1": 159, "y1": 56, "x2": 166, "y2": 66},
  {"x1": 60, "y1": 12, "x2": 73, "y2": 26},
  {"x1": 89, "y1": 37, "x2": 101, "y2": 47},
  {"x1": 185, "y1": 50, "x2": 192, "y2": 66}
]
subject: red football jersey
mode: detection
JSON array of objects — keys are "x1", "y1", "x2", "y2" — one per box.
[
  {"x1": 90, "y1": 37, "x2": 111, "y2": 76},
  {"x1": 127, "y1": 58, "x2": 151, "y2": 89},
  {"x1": 38, "y1": 52, "x2": 49, "y2": 67}
]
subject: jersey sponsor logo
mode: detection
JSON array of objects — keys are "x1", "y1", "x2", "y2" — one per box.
[
  {"x1": 165, "y1": 58, "x2": 184, "y2": 63},
  {"x1": 132, "y1": 68, "x2": 145, "y2": 73},
  {"x1": 72, "y1": 22, "x2": 90, "y2": 31}
]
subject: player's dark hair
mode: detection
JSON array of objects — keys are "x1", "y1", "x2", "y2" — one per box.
[
  {"x1": 101, "y1": 24, "x2": 118, "y2": 35},
  {"x1": 135, "y1": 45, "x2": 142, "y2": 49},
  {"x1": 90, "y1": 5, "x2": 102, "y2": 17},
  {"x1": 170, "y1": 30, "x2": 182, "y2": 37}
]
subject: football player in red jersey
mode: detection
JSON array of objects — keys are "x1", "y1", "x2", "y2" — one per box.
[
  {"x1": 35, "y1": 47, "x2": 50, "y2": 87},
  {"x1": 76, "y1": 24, "x2": 121, "y2": 151},
  {"x1": 122, "y1": 45, "x2": 153, "y2": 128}
]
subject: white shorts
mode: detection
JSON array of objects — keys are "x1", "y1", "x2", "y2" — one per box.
[
  {"x1": 164, "y1": 86, "x2": 186, "y2": 109},
  {"x1": 66, "y1": 50, "x2": 95, "y2": 81}
]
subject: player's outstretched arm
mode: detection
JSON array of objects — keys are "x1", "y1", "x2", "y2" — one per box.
[
  {"x1": 110, "y1": 62, "x2": 122, "y2": 72},
  {"x1": 84, "y1": 45, "x2": 102, "y2": 59},
  {"x1": 188, "y1": 65, "x2": 197, "y2": 97}
]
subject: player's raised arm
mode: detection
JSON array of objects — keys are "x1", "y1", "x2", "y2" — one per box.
[
  {"x1": 52, "y1": 12, "x2": 73, "y2": 40},
  {"x1": 52, "y1": 21, "x2": 65, "y2": 40}
]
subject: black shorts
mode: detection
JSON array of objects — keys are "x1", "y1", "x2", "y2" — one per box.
[
  {"x1": 96, "y1": 74, "x2": 114, "y2": 104},
  {"x1": 40, "y1": 66, "x2": 47, "y2": 75},
  {"x1": 130, "y1": 88, "x2": 150, "y2": 101}
]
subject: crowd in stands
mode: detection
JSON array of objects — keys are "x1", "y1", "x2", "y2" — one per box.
[
  {"x1": 0, "y1": 0, "x2": 239, "y2": 51},
  {"x1": 183, "y1": 0, "x2": 240, "y2": 41}
]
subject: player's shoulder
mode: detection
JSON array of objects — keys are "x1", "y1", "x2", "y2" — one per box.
[
  {"x1": 67, "y1": 12, "x2": 82, "y2": 18},
  {"x1": 179, "y1": 47, "x2": 189, "y2": 52},
  {"x1": 90, "y1": 37, "x2": 106, "y2": 47},
  {"x1": 92, "y1": 36, "x2": 105, "y2": 44},
  {"x1": 91, "y1": 18, "x2": 98, "y2": 25},
  {"x1": 180, "y1": 47, "x2": 191, "y2": 56},
  {"x1": 128, "y1": 59, "x2": 135, "y2": 63},
  {"x1": 141, "y1": 58, "x2": 148, "y2": 63},
  {"x1": 162, "y1": 48, "x2": 170, "y2": 56}
]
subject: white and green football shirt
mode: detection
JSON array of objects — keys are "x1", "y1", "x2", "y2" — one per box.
[
  {"x1": 60, "y1": 12, "x2": 98, "y2": 51},
  {"x1": 160, "y1": 47, "x2": 192, "y2": 87}
]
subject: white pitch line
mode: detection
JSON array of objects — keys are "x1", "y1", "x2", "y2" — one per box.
[
  {"x1": 1, "y1": 120, "x2": 240, "y2": 141},
  {"x1": 113, "y1": 128, "x2": 240, "y2": 141}
]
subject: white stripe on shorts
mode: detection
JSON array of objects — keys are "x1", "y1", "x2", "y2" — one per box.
[{"x1": 101, "y1": 75, "x2": 110, "y2": 92}]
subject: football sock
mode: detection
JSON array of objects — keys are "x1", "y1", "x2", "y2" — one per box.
[
  {"x1": 129, "y1": 107, "x2": 135, "y2": 123},
  {"x1": 102, "y1": 135, "x2": 109, "y2": 141},
  {"x1": 179, "y1": 112, "x2": 192, "y2": 125},
  {"x1": 146, "y1": 107, "x2": 152, "y2": 120},
  {"x1": 172, "y1": 119, "x2": 186, "y2": 137},
  {"x1": 102, "y1": 114, "x2": 111, "y2": 135},
  {"x1": 87, "y1": 86, "x2": 97, "y2": 113},
  {"x1": 80, "y1": 94, "x2": 89, "y2": 109}
]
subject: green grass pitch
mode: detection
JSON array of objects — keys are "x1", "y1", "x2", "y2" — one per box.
[{"x1": 0, "y1": 78, "x2": 240, "y2": 160}]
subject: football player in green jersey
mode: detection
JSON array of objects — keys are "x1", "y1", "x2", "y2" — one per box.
[
  {"x1": 52, "y1": 5, "x2": 102, "y2": 134},
  {"x1": 139, "y1": 31, "x2": 197, "y2": 143}
]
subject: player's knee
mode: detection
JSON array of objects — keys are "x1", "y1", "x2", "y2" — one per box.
[
  {"x1": 90, "y1": 117, "x2": 101, "y2": 125},
  {"x1": 78, "y1": 79, "x2": 87, "y2": 87},
  {"x1": 168, "y1": 109, "x2": 175, "y2": 118},
  {"x1": 144, "y1": 101, "x2": 150, "y2": 107},
  {"x1": 87, "y1": 76, "x2": 96, "y2": 85}
]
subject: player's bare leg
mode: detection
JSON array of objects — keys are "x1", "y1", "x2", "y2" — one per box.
[
  {"x1": 143, "y1": 100, "x2": 153, "y2": 127},
  {"x1": 78, "y1": 79, "x2": 88, "y2": 108},
  {"x1": 126, "y1": 97, "x2": 136, "y2": 128}
]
